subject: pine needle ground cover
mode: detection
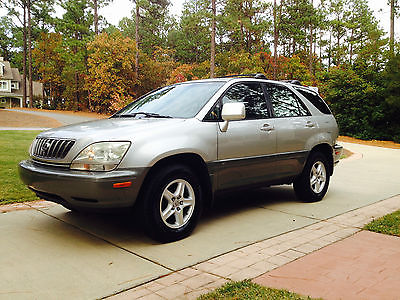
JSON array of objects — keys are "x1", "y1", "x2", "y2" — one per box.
[{"x1": 0, "y1": 131, "x2": 40, "y2": 205}]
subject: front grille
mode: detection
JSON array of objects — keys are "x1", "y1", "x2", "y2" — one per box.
[{"x1": 32, "y1": 137, "x2": 75, "y2": 159}]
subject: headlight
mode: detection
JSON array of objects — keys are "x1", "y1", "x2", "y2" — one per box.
[{"x1": 70, "y1": 142, "x2": 130, "y2": 171}]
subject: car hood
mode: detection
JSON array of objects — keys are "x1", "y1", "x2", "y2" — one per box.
[{"x1": 38, "y1": 117, "x2": 188, "y2": 141}]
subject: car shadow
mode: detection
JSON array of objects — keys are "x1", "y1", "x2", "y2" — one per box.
[
  {"x1": 41, "y1": 185, "x2": 298, "y2": 245},
  {"x1": 203, "y1": 185, "x2": 297, "y2": 221}
]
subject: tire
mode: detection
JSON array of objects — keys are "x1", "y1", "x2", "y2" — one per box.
[
  {"x1": 141, "y1": 164, "x2": 203, "y2": 243},
  {"x1": 293, "y1": 152, "x2": 330, "y2": 202}
]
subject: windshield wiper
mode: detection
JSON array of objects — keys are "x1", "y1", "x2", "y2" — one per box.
[{"x1": 113, "y1": 112, "x2": 173, "y2": 119}]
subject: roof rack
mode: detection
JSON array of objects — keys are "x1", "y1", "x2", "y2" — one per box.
[
  {"x1": 281, "y1": 80, "x2": 302, "y2": 86},
  {"x1": 219, "y1": 73, "x2": 267, "y2": 80},
  {"x1": 283, "y1": 81, "x2": 319, "y2": 93}
]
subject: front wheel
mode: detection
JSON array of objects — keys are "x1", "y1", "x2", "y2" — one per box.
[
  {"x1": 141, "y1": 165, "x2": 202, "y2": 243},
  {"x1": 294, "y1": 152, "x2": 330, "y2": 202}
]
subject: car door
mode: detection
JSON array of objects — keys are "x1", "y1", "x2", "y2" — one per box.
[
  {"x1": 264, "y1": 83, "x2": 319, "y2": 177},
  {"x1": 214, "y1": 82, "x2": 278, "y2": 190}
]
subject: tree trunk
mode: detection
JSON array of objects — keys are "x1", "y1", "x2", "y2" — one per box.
[
  {"x1": 74, "y1": 29, "x2": 80, "y2": 111},
  {"x1": 135, "y1": 1, "x2": 140, "y2": 78},
  {"x1": 94, "y1": 0, "x2": 99, "y2": 35},
  {"x1": 28, "y1": 0, "x2": 33, "y2": 108},
  {"x1": 292, "y1": 38, "x2": 295, "y2": 55},
  {"x1": 349, "y1": 10, "x2": 354, "y2": 65},
  {"x1": 390, "y1": 0, "x2": 395, "y2": 56},
  {"x1": 336, "y1": 21, "x2": 340, "y2": 66},
  {"x1": 319, "y1": 30, "x2": 322, "y2": 61},
  {"x1": 309, "y1": 0, "x2": 313, "y2": 74},
  {"x1": 75, "y1": 72, "x2": 79, "y2": 110},
  {"x1": 349, "y1": 27, "x2": 354, "y2": 65},
  {"x1": 273, "y1": 0, "x2": 278, "y2": 80},
  {"x1": 22, "y1": 1, "x2": 27, "y2": 108},
  {"x1": 210, "y1": 0, "x2": 216, "y2": 78},
  {"x1": 328, "y1": 31, "x2": 332, "y2": 69}
]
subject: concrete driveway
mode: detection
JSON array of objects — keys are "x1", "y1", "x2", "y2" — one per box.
[{"x1": 1, "y1": 142, "x2": 399, "y2": 299}]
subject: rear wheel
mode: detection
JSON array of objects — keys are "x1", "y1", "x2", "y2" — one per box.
[
  {"x1": 141, "y1": 165, "x2": 202, "y2": 243},
  {"x1": 294, "y1": 152, "x2": 330, "y2": 202}
]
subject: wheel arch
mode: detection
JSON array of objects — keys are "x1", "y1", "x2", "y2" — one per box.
[
  {"x1": 309, "y1": 143, "x2": 334, "y2": 176},
  {"x1": 136, "y1": 153, "x2": 213, "y2": 210}
]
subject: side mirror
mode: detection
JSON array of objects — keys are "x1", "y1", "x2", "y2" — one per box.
[{"x1": 220, "y1": 102, "x2": 246, "y2": 132}]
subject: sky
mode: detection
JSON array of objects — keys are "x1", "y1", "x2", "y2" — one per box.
[
  {"x1": 98, "y1": 0, "x2": 396, "y2": 37},
  {"x1": 0, "y1": 0, "x2": 398, "y2": 38}
]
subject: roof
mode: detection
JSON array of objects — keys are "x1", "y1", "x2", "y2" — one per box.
[
  {"x1": 0, "y1": 60, "x2": 14, "y2": 80},
  {"x1": 30, "y1": 81, "x2": 43, "y2": 97},
  {"x1": 174, "y1": 74, "x2": 320, "y2": 95},
  {"x1": 11, "y1": 68, "x2": 21, "y2": 81}
]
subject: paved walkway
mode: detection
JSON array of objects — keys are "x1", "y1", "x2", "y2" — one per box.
[
  {"x1": 0, "y1": 127, "x2": 51, "y2": 131},
  {"x1": 109, "y1": 194, "x2": 400, "y2": 299},
  {"x1": 254, "y1": 230, "x2": 400, "y2": 300}
]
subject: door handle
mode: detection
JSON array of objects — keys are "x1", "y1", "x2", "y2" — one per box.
[
  {"x1": 305, "y1": 121, "x2": 316, "y2": 128},
  {"x1": 260, "y1": 124, "x2": 274, "y2": 132}
]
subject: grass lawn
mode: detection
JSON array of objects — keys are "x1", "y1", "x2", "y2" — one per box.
[
  {"x1": 0, "y1": 130, "x2": 40, "y2": 205},
  {"x1": 364, "y1": 210, "x2": 400, "y2": 237},
  {"x1": 198, "y1": 280, "x2": 317, "y2": 300}
]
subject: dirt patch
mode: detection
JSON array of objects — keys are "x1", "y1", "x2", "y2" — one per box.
[
  {"x1": 12, "y1": 107, "x2": 110, "y2": 119},
  {"x1": 338, "y1": 136, "x2": 400, "y2": 149},
  {"x1": 0, "y1": 109, "x2": 63, "y2": 128}
]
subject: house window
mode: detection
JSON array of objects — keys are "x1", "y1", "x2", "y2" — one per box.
[
  {"x1": 11, "y1": 82, "x2": 19, "y2": 90},
  {"x1": 0, "y1": 81, "x2": 8, "y2": 91}
]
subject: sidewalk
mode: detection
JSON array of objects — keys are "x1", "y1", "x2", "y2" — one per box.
[{"x1": 108, "y1": 194, "x2": 400, "y2": 300}]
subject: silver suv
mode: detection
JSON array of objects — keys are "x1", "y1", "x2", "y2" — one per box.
[{"x1": 19, "y1": 75, "x2": 342, "y2": 242}]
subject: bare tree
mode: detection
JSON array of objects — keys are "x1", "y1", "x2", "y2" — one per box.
[
  {"x1": 309, "y1": 0, "x2": 313, "y2": 74},
  {"x1": 22, "y1": 0, "x2": 27, "y2": 107},
  {"x1": 390, "y1": 0, "x2": 395, "y2": 55},
  {"x1": 28, "y1": 0, "x2": 33, "y2": 108},
  {"x1": 94, "y1": 0, "x2": 99, "y2": 34},
  {"x1": 210, "y1": 0, "x2": 216, "y2": 78},
  {"x1": 273, "y1": 0, "x2": 277, "y2": 80},
  {"x1": 135, "y1": 0, "x2": 140, "y2": 77},
  {"x1": 6, "y1": 0, "x2": 28, "y2": 107}
]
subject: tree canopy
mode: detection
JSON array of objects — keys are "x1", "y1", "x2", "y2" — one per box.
[{"x1": 1, "y1": 0, "x2": 399, "y2": 141}]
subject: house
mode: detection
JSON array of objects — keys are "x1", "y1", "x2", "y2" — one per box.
[{"x1": 0, "y1": 57, "x2": 43, "y2": 109}]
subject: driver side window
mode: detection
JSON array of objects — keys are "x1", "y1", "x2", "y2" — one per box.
[
  {"x1": 204, "y1": 82, "x2": 270, "y2": 121},
  {"x1": 223, "y1": 82, "x2": 270, "y2": 120}
]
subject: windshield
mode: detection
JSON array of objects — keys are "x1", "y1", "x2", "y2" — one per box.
[{"x1": 114, "y1": 81, "x2": 225, "y2": 119}]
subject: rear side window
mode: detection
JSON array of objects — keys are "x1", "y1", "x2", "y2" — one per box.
[
  {"x1": 295, "y1": 88, "x2": 332, "y2": 115},
  {"x1": 265, "y1": 84, "x2": 310, "y2": 118}
]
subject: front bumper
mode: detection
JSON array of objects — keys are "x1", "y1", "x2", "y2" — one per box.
[
  {"x1": 18, "y1": 160, "x2": 149, "y2": 211},
  {"x1": 333, "y1": 144, "x2": 343, "y2": 165}
]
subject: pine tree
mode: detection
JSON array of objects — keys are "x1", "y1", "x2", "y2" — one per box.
[
  {"x1": 220, "y1": 0, "x2": 271, "y2": 53},
  {"x1": 56, "y1": 0, "x2": 93, "y2": 110},
  {"x1": 166, "y1": 0, "x2": 211, "y2": 64}
]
